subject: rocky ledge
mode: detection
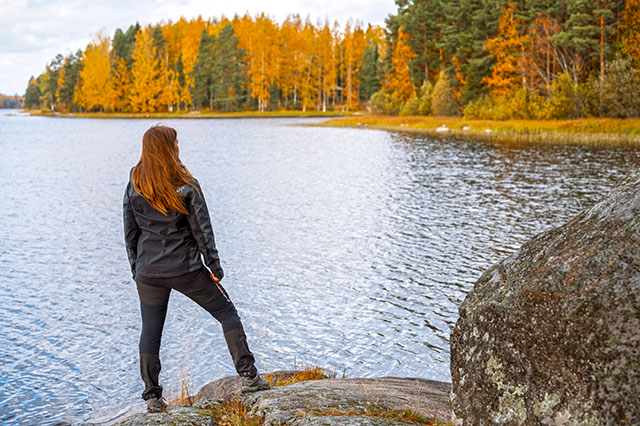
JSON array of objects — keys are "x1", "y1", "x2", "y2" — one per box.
[{"x1": 117, "y1": 372, "x2": 451, "y2": 426}]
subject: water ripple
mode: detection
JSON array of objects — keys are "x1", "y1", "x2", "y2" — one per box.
[{"x1": 1, "y1": 111, "x2": 639, "y2": 424}]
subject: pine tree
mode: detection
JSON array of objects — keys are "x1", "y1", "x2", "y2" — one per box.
[
  {"x1": 56, "y1": 51, "x2": 82, "y2": 111},
  {"x1": 210, "y1": 24, "x2": 246, "y2": 111},
  {"x1": 192, "y1": 29, "x2": 215, "y2": 109},
  {"x1": 395, "y1": 0, "x2": 444, "y2": 85},
  {"x1": 24, "y1": 77, "x2": 41, "y2": 110},
  {"x1": 440, "y1": 0, "x2": 503, "y2": 103},
  {"x1": 113, "y1": 23, "x2": 141, "y2": 68},
  {"x1": 359, "y1": 40, "x2": 381, "y2": 102}
]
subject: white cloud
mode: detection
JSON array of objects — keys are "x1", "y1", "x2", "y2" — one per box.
[{"x1": 0, "y1": 0, "x2": 395, "y2": 95}]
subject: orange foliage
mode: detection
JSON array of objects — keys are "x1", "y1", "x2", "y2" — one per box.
[
  {"x1": 129, "y1": 27, "x2": 164, "y2": 112},
  {"x1": 484, "y1": 2, "x2": 528, "y2": 95},
  {"x1": 76, "y1": 32, "x2": 114, "y2": 111},
  {"x1": 622, "y1": 0, "x2": 640, "y2": 68},
  {"x1": 384, "y1": 27, "x2": 417, "y2": 103},
  {"x1": 341, "y1": 20, "x2": 367, "y2": 110},
  {"x1": 57, "y1": 15, "x2": 388, "y2": 113}
]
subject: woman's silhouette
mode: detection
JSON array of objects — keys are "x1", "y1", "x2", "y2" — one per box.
[{"x1": 123, "y1": 124, "x2": 269, "y2": 412}]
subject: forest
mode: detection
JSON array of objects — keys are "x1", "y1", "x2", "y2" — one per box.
[
  {"x1": 0, "y1": 94, "x2": 24, "y2": 108},
  {"x1": 24, "y1": 0, "x2": 640, "y2": 119}
]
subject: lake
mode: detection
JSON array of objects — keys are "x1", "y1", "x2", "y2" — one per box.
[{"x1": 1, "y1": 110, "x2": 639, "y2": 425}]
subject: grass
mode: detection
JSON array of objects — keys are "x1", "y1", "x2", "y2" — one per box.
[
  {"x1": 26, "y1": 109, "x2": 359, "y2": 119},
  {"x1": 318, "y1": 115, "x2": 640, "y2": 147},
  {"x1": 265, "y1": 366, "x2": 328, "y2": 387},
  {"x1": 198, "y1": 397, "x2": 264, "y2": 426}
]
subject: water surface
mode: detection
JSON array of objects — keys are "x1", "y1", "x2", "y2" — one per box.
[{"x1": 1, "y1": 110, "x2": 639, "y2": 424}]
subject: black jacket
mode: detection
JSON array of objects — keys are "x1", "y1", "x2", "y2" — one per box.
[{"x1": 123, "y1": 170, "x2": 224, "y2": 279}]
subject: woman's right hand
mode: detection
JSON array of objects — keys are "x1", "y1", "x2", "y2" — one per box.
[{"x1": 210, "y1": 259, "x2": 224, "y2": 282}]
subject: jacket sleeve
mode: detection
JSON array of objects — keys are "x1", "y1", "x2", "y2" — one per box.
[
  {"x1": 123, "y1": 182, "x2": 140, "y2": 278},
  {"x1": 185, "y1": 180, "x2": 223, "y2": 278}
]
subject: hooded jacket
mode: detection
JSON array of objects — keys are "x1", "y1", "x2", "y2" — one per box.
[{"x1": 123, "y1": 170, "x2": 223, "y2": 279}]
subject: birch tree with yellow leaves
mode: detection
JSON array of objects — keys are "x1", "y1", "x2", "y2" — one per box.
[
  {"x1": 76, "y1": 32, "x2": 115, "y2": 111},
  {"x1": 129, "y1": 27, "x2": 164, "y2": 112}
]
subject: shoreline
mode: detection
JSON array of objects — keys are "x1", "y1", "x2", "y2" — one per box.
[
  {"x1": 315, "y1": 115, "x2": 640, "y2": 147},
  {"x1": 21, "y1": 110, "x2": 359, "y2": 120}
]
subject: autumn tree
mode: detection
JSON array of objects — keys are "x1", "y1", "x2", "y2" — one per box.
[
  {"x1": 239, "y1": 14, "x2": 280, "y2": 111},
  {"x1": 622, "y1": 0, "x2": 640, "y2": 68},
  {"x1": 76, "y1": 33, "x2": 114, "y2": 111},
  {"x1": 341, "y1": 20, "x2": 367, "y2": 110},
  {"x1": 432, "y1": 70, "x2": 459, "y2": 116},
  {"x1": 129, "y1": 26, "x2": 164, "y2": 112},
  {"x1": 384, "y1": 27, "x2": 416, "y2": 103},
  {"x1": 527, "y1": 14, "x2": 562, "y2": 90},
  {"x1": 278, "y1": 14, "x2": 305, "y2": 109},
  {"x1": 484, "y1": 2, "x2": 528, "y2": 95}
]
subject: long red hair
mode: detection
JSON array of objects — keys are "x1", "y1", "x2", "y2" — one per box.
[{"x1": 132, "y1": 124, "x2": 197, "y2": 215}]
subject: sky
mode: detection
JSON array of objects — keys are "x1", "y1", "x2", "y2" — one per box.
[{"x1": 0, "y1": 0, "x2": 397, "y2": 96}]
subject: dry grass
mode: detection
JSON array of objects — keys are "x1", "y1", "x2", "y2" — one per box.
[
  {"x1": 265, "y1": 365, "x2": 328, "y2": 387},
  {"x1": 319, "y1": 115, "x2": 640, "y2": 147},
  {"x1": 166, "y1": 367, "x2": 194, "y2": 406},
  {"x1": 198, "y1": 397, "x2": 264, "y2": 426}
]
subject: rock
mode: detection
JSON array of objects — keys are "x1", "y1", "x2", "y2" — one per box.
[
  {"x1": 243, "y1": 377, "x2": 451, "y2": 426},
  {"x1": 117, "y1": 405, "x2": 218, "y2": 426},
  {"x1": 117, "y1": 374, "x2": 451, "y2": 426},
  {"x1": 462, "y1": 126, "x2": 471, "y2": 131},
  {"x1": 483, "y1": 128, "x2": 493, "y2": 133},
  {"x1": 450, "y1": 173, "x2": 640, "y2": 425},
  {"x1": 435, "y1": 125, "x2": 450, "y2": 132},
  {"x1": 193, "y1": 370, "x2": 300, "y2": 403}
]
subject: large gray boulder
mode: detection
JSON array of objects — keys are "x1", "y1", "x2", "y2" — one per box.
[{"x1": 450, "y1": 173, "x2": 640, "y2": 425}]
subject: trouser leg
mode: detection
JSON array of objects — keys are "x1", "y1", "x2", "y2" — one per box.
[
  {"x1": 140, "y1": 353, "x2": 162, "y2": 400},
  {"x1": 224, "y1": 327, "x2": 258, "y2": 378},
  {"x1": 136, "y1": 279, "x2": 171, "y2": 400},
  {"x1": 173, "y1": 268, "x2": 257, "y2": 377}
]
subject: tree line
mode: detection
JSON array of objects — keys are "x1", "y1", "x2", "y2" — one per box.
[
  {"x1": 25, "y1": 14, "x2": 384, "y2": 113},
  {"x1": 25, "y1": 1, "x2": 640, "y2": 119},
  {"x1": 0, "y1": 94, "x2": 24, "y2": 108}
]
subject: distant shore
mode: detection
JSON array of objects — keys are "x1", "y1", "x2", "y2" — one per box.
[
  {"x1": 23, "y1": 109, "x2": 358, "y2": 119},
  {"x1": 20, "y1": 110, "x2": 640, "y2": 146},
  {"x1": 316, "y1": 115, "x2": 640, "y2": 147}
]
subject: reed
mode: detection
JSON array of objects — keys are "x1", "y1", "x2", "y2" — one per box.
[{"x1": 319, "y1": 115, "x2": 640, "y2": 147}]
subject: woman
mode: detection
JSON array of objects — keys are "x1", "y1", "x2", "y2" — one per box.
[{"x1": 123, "y1": 124, "x2": 269, "y2": 413}]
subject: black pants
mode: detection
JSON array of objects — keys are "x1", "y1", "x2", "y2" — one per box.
[{"x1": 135, "y1": 267, "x2": 257, "y2": 400}]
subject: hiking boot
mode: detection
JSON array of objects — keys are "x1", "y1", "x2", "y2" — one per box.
[
  {"x1": 145, "y1": 396, "x2": 168, "y2": 413},
  {"x1": 240, "y1": 373, "x2": 271, "y2": 393}
]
